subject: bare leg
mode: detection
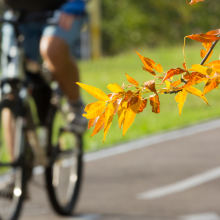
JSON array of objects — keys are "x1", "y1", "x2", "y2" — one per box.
[{"x1": 40, "y1": 36, "x2": 80, "y2": 101}]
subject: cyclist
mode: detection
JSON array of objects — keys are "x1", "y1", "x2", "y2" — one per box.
[{"x1": 0, "y1": 0, "x2": 88, "y2": 136}]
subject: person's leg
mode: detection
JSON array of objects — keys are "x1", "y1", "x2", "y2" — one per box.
[{"x1": 40, "y1": 36, "x2": 80, "y2": 101}]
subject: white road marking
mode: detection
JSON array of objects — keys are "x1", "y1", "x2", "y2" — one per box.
[
  {"x1": 33, "y1": 118, "x2": 220, "y2": 175},
  {"x1": 137, "y1": 166, "x2": 220, "y2": 200},
  {"x1": 179, "y1": 212, "x2": 220, "y2": 220}
]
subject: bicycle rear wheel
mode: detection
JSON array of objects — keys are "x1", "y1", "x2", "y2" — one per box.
[
  {"x1": 45, "y1": 101, "x2": 83, "y2": 216},
  {"x1": 0, "y1": 103, "x2": 26, "y2": 220}
]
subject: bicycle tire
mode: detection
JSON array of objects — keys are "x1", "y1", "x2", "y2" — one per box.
[
  {"x1": 0, "y1": 100, "x2": 26, "y2": 220},
  {"x1": 45, "y1": 104, "x2": 83, "y2": 216}
]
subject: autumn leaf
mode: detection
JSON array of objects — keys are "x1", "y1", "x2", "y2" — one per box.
[
  {"x1": 137, "y1": 99, "x2": 147, "y2": 113},
  {"x1": 142, "y1": 66, "x2": 156, "y2": 76},
  {"x1": 150, "y1": 94, "x2": 160, "y2": 114},
  {"x1": 203, "y1": 79, "x2": 220, "y2": 95},
  {"x1": 205, "y1": 60, "x2": 220, "y2": 69},
  {"x1": 185, "y1": 86, "x2": 209, "y2": 105},
  {"x1": 103, "y1": 102, "x2": 115, "y2": 142},
  {"x1": 125, "y1": 73, "x2": 139, "y2": 86},
  {"x1": 200, "y1": 43, "x2": 213, "y2": 63},
  {"x1": 162, "y1": 68, "x2": 186, "y2": 83},
  {"x1": 124, "y1": 90, "x2": 134, "y2": 101},
  {"x1": 83, "y1": 101, "x2": 106, "y2": 119},
  {"x1": 118, "y1": 100, "x2": 127, "y2": 129},
  {"x1": 88, "y1": 117, "x2": 98, "y2": 129},
  {"x1": 123, "y1": 96, "x2": 141, "y2": 136},
  {"x1": 91, "y1": 113, "x2": 105, "y2": 137},
  {"x1": 77, "y1": 82, "x2": 109, "y2": 101},
  {"x1": 185, "y1": 34, "x2": 220, "y2": 43},
  {"x1": 189, "y1": 64, "x2": 215, "y2": 77},
  {"x1": 107, "y1": 83, "x2": 125, "y2": 93},
  {"x1": 206, "y1": 29, "x2": 220, "y2": 36},
  {"x1": 144, "y1": 80, "x2": 157, "y2": 94},
  {"x1": 171, "y1": 80, "x2": 182, "y2": 88},
  {"x1": 175, "y1": 89, "x2": 188, "y2": 115},
  {"x1": 186, "y1": 0, "x2": 204, "y2": 5}
]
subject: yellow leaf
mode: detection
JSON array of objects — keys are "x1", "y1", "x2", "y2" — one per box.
[
  {"x1": 125, "y1": 73, "x2": 139, "y2": 86},
  {"x1": 118, "y1": 100, "x2": 127, "y2": 129},
  {"x1": 83, "y1": 101, "x2": 106, "y2": 119},
  {"x1": 76, "y1": 82, "x2": 110, "y2": 101},
  {"x1": 189, "y1": 65, "x2": 215, "y2": 77},
  {"x1": 203, "y1": 79, "x2": 220, "y2": 95},
  {"x1": 103, "y1": 103, "x2": 115, "y2": 142},
  {"x1": 123, "y1": 96, "x2": 141, "y2": 136},
  {"x1": 88, "y1": 117, "x2": 98, "y2": 129},
  {"x1": 165, "y1": 80, "x2": 171, "y2": 89},
  {"x1": 91, "y1": 113, "x2": 105, "y2": 137},
  {"x1": 185, "y1": 86, "x2": 209, "y2": 106},
  {"x1": 175, "y1": 89, "x2": 188, "y2": 116},
  {"x1": 107, "y1": 83, "x2": 125, "y2": 93}
]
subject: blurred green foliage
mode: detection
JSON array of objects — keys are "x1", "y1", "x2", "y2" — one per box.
[{"x1": 101, "y1": 0, "x2": 220, "y2": 55}]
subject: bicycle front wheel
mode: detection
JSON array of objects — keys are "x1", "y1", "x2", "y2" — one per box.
[
  {"x1": 45, "y1": 104, "x2": 83, "y2": 216},
  {"x1": 0, "y1": 103, "x2": 26, "y2": 220}
]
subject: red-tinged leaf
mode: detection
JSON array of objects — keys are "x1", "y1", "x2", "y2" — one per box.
[
  {"x1": 186, "y1": 34, "x2": 220, "y2": 43},
  {"x1": 142, "y1": 66, "x2": 156, "y2": 76},
  {"x1": 175, "y1": 89, "x2": 188, "y2": 116},
  {"x1": 103, "y1": 103, "x2": 115, "y2": 142},
  {"x1": 200, "y1": 43, "x2": 213, "y2": 63},
  {"x1": 203, "y1": 79, "x2": 220, "y2": 95},
  {"x1": 124, "y1": 90, "x2": 134, "y2": 101},
  {"x1": 135, "y1": 50, "x2": 163, "y2": 73},
  {"x1": 123, "y1": 96, "x2": 141, "y2": 136},
  {"x1": 107, "y1": 83, "x2": 125, "y2": 93},
  {"x1": 162, "y1": 68, "x2": 186, "y2": 83},
  {"x1": 205, "y1": 60, "x2": 220, "y2": 69},
  {"x1": 88, "y1": 117, "x2": 98, "y2": 129},
  {"x1": 186, "y1": 0, "x2": 204, "y2": 5},
  {"x1": 206, "y1": 29, "x2": 220, "y2": 36},
  {"x1": 183, "y1": 63, "x2": 187, "y2": 71},
  {"x1": 150, "y1": 94, "x2": 160, "y2": 114},
  {"x1": 185, "y1": 86, "x2": 209, "y2": 106},
  {"x1": 125, "y1": 73, "x2": 139, "y2": 86},
  {"x1": 144, "y1": 80, "x2": 157, "y2": 94},
  {"x1": 90, "y1": 113, "x2": 105, "y2": 137},
  {"x1": 83, "y1": 101, "x2": 106, "y2": 119},
  {"x1": 137, "y1": 99, "x2": 147, "y2": 113},
  {"x1": 171, "y1": 80, "x2": 182, "y2": 87},
  {"x1": 76, "y1": 82, "x2": 109, "y2": 101}
]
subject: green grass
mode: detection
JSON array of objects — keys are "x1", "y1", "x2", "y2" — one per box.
[{"x1": 79, "y1": 44, "x2": 220, "y2": 152}]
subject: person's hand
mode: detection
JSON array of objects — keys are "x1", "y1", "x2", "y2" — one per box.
[{"x1": 59, "y1": 12, "x2": 75, "y2": 30}]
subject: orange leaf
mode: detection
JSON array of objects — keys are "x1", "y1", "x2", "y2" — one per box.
[
  {"x1": 142, "y1": 66, "x2": 156, "y2": 76},
  {"x1": 203, "y1": 79, "x2": 220, "y2": 95},
  {"x1": 186, "y1": 34, "x2": 220, "y2": 43},
  {"x1": 150, "y1": 94, "x2": 160, "y2": 114},
  {"x1": 144, "y1": 80, "x2": 157, "y2": 94},
  {"x1": 88, "y1": 117, "x2": 98, "y2": 129},
  {"x1": 135, "y1": 50, "x2": 163, "y2": 73},
  {"x1": 137, "y1": 99, "x2": 147, "y2": 113},
  {"x1": 200, "y1": 43, "x2": 212, "y2": 63},
  {"x1": 118, "y1": 100, "x2": 127, "y2": 129},
  {"x1": 206, "y1": 29, "x2": 220, "y2": 36},
  {"x1": 185, "y1": 86, "x2": 209, "y2": 105},
  {"x1": 123, "y1": 96, "x2": 141, "y2": 136},
  {"x1": 125, "y1": 73, "x2": 139, "y2": 86},
  {"x1": 186, "y1": 0, "x2": 204, "y2": 5},
  {"x1": 171, "y1": 80, "x2": 182, "y2": 87},
  {"x1": 175, "y1": 89, "x2": 188, "y2": 116},
  {"x1": 83, "y1": 101, "x2": 106, "y2": 119},
  {"x1": 124, "y1": 90, "x2": 134, "y2": 101},
  {"x1": 162, "y1": 68, "x2": 186, "y2": 83},
  {"x1": 76, "y1": 82, "x2": 109, "y2": 101},
  {"x1": 107, "y1": 83, "x2": 125, "y2": 93},
  {"x1": 91, "y1": 113, "x2": 105, "y2": 137},
  {"x1": 103, "y1": 102, "x2": 115, "y2": 142},
  {"x1": 205, "y1": 60, "x2": 220, "y2": 69}
]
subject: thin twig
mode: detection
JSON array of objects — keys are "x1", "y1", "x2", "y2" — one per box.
[{"x1": 200, "y1": 39, "x2": 219, "y2": 65}]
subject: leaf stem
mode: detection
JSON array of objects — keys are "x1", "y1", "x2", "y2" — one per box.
[{"x1": 200, "y1": 39, "x2": 219, "y2": 65}]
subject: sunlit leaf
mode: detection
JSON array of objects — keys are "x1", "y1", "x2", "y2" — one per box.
[
  {"x1": 185, "y1": 86, "x2": 209, "y2": 105},
  {"x1": 118, "y1": 100, "x2": 127, "y2": 129},
  {"x1": 150, "y1": 94, "x2": 160, "y2": 114},
  {"x1": 125, "y1": 73, "x2": 139, "y2": 86},
  {"x1": 137, "y1": 99, "x2": 147, "y2": 113},
  {"x1": 88, "y1": 117, "x2": 98, "y2": 129},
  {"x1": 91, "y1": 113, "x2": 105, "y2": 137},
  {"x1": 171, "y1": 80, "x2": 182, "y2": 87},
  {"x1": 175, "y1": 89, "x2": 188, "y2": 115},
  {"x1": 77, "y1": 82, "x2": 109, "y2": 101},
  {"x1": 186, "y1": 0, "x2": 204, "y2": 5},
  {"x1": 205, "y1": 60, "x2": 220, "y2": 69},
  {"x1": 200, "y1": 43, "x2": 212, "y2": 63},
  {"x1": 83, "y1": 101, "x2": 106, "y2": 119},
  {"x1": 203, "y1": 79, "x2": 220, "y2": 95},
  {"x1": 186, "y1": 34, "x2": 220, "y2": 43},
  {"x1": 107, "y1": 83, "x2": 125, "y2": 93},
  {"x1": 144, "y1": 80, "x2": 157, "y2": 94},
  {"x1": 162, "y1": 68, "x2": 186, "y2": 83},
  {"x1": 206, "y1": 29, "x2": 220, "y2": 36},
  {"x1": 124, "y1": 90, "x2": 134, "y2": 101},
  {"x1": 189, "y1": 64, "x2": 215, "y2": 77},
  {"x1": 123, "y1": 96, "x2": 141, "y2": 136},
  {"x1": 142, "y1": 66, "x2": 156, "y2": 76}
]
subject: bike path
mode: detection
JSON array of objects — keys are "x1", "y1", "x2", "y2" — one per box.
[{"x1": 20, "y1": 119, "x2": 220, "y2": 220}]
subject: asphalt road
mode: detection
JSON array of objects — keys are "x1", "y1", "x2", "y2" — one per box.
[{"x1": 20, "y1": 119, "x2": 220, "y2": 220}]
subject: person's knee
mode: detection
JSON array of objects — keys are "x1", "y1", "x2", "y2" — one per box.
[{"x1": 40, "y1": 36, "x2": 70, "y2": 66}]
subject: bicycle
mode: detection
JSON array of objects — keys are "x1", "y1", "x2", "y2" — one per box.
[{"x1": 0, "y1": 11, "x2": 84, "y2": 220}]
